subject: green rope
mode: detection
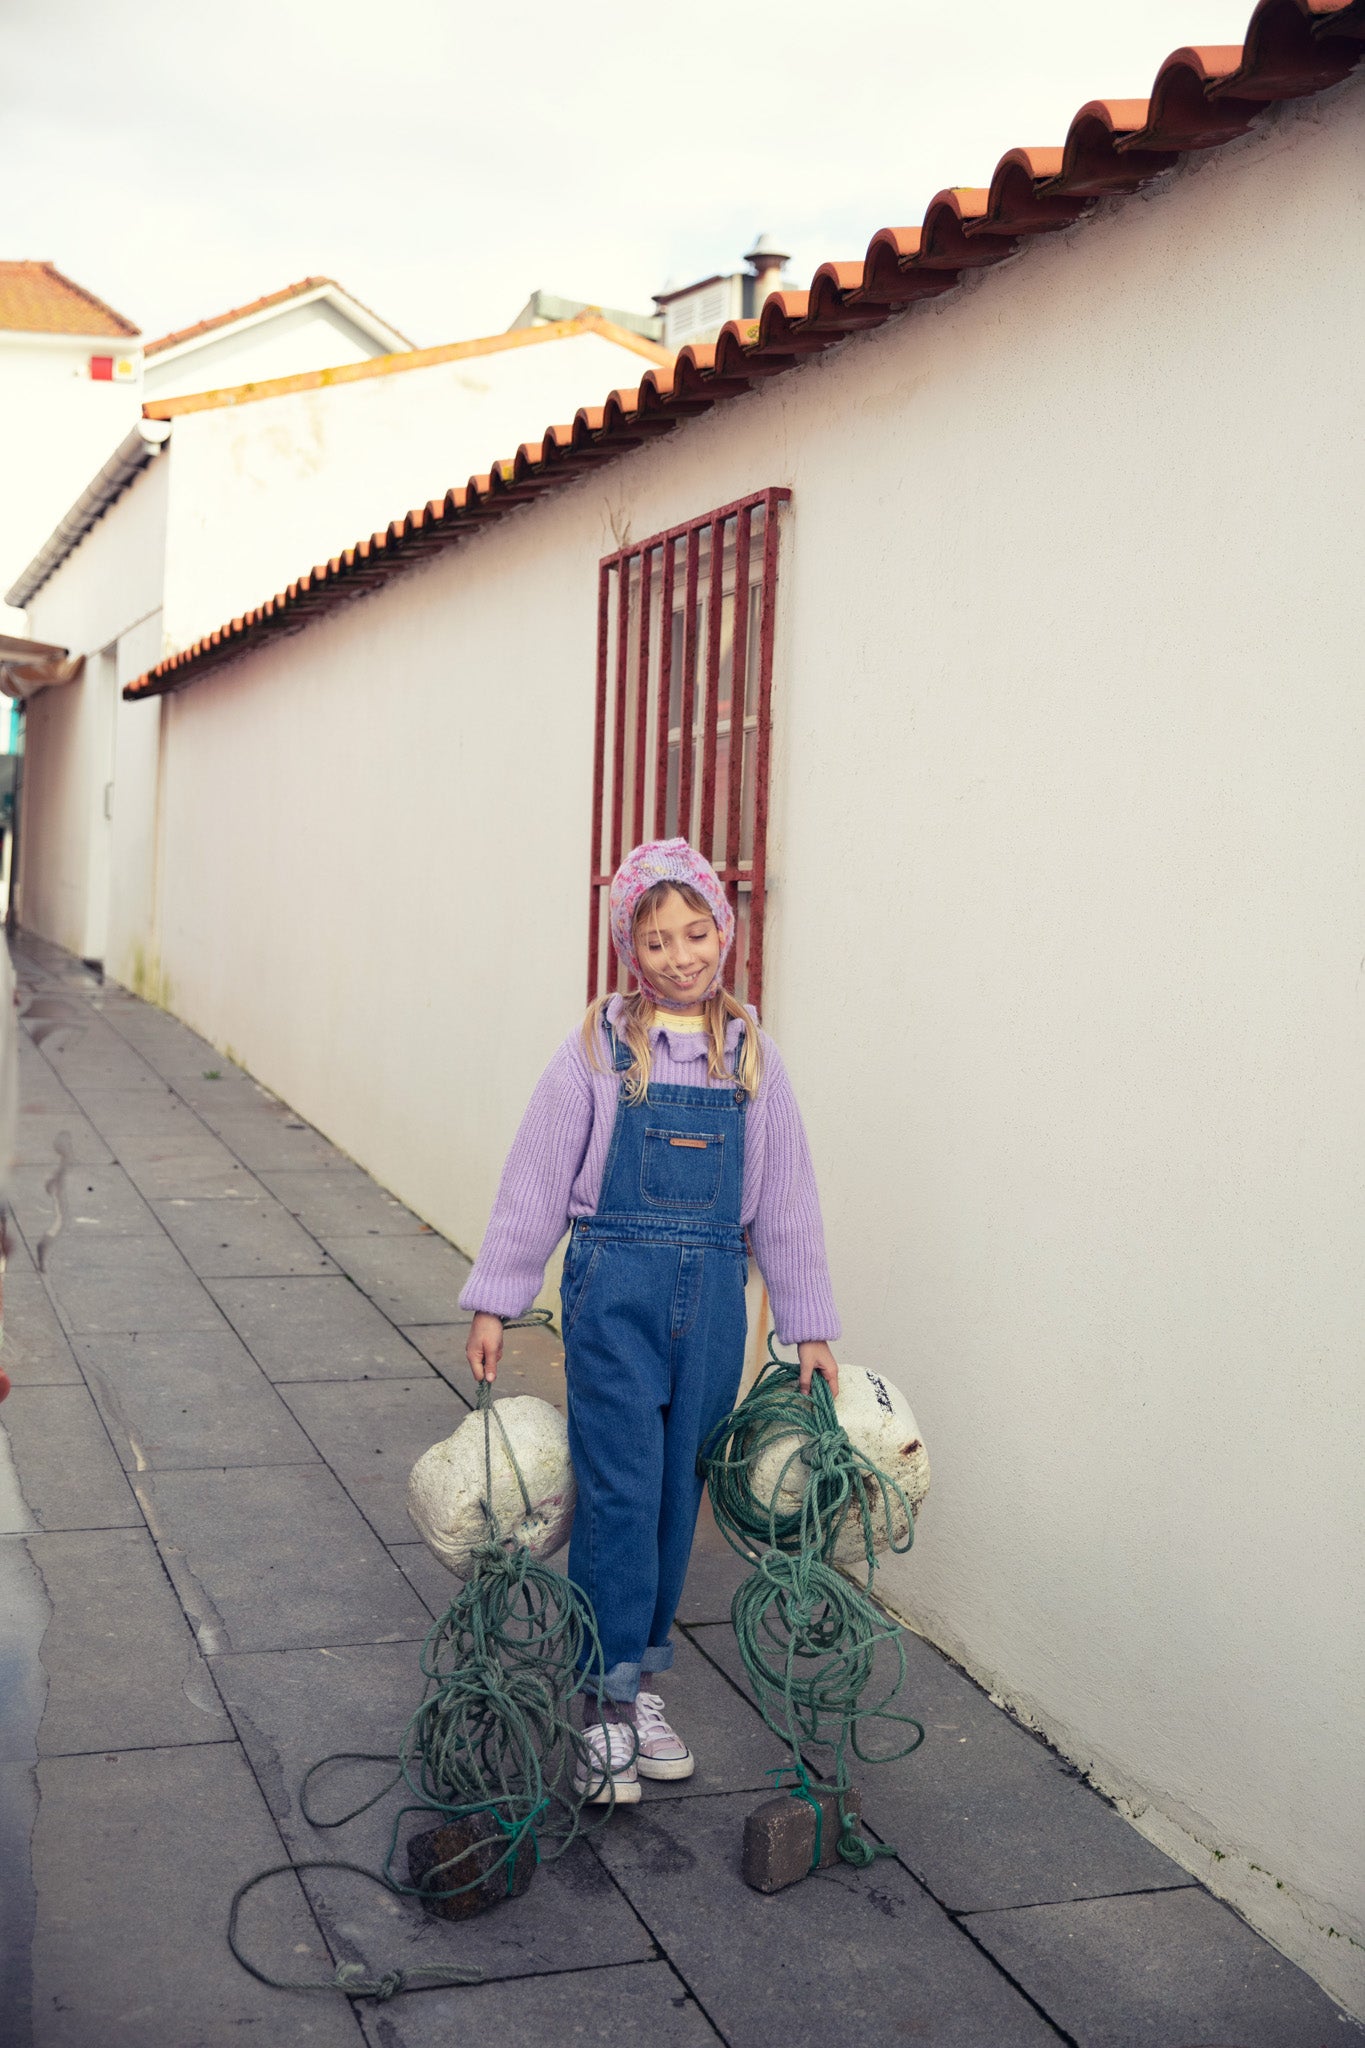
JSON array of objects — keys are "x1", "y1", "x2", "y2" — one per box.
[
  {"x1": 228, "y1": 1310, "x2": 633, "y2": 2000},
  {"x1": 699, "y1": 1334, "x2": 925, "y2": 1868}
]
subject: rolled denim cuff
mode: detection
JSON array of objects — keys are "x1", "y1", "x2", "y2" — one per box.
[
  {"x1": 641, "y1": 1642, "x2": 674, "y2": 1674},
  {"x1": 596, "y1": 1657, "x2": 642, "y2": 1703}
]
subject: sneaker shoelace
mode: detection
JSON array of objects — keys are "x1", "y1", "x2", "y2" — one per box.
[
  {"x1": 635, "y1": 1692, "x2": 686, "y2": 1755},
  {"x1": 583, "y1": 1720, "x2": 637, "y2": 1773}
]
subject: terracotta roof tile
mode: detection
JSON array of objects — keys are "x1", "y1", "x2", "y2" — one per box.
[
  {"x1": 143, "y1": 276, "x2": 411, "y2": 357},
  {"x1": 125, "y1": 0, "x2": 1365, "y2": 704},
  {"x1": 0, "y1": 261, "x2": 139, "y2": 338}
]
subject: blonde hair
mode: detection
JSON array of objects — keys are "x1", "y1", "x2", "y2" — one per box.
[{"x1": 581, "y1": 880, "x2": 762, "y2": 1105}]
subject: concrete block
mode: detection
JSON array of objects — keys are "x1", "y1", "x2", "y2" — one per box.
[
  {"x1": 742, "y1": 1784, "x2": 862, "y2": 1892},
  {"x1": 406, "y1": 1811, "x2": 536, "y2": 1917}
]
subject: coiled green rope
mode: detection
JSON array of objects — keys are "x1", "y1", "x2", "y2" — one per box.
[
  {"x1": 699, "y1": 1333, "x2": 925, "y2": 1868},
  {"x1": 228, "y1": 1311, "x2": 630, "y2": 2001}
]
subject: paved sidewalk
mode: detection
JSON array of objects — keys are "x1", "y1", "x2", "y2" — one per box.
[{"x1": 0, "y1": 932, "x2": 1355, "y2": 2048}]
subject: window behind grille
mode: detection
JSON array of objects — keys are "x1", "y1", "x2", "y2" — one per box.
[{"x1": 589, "y1": 488, "x2": 789, "y2": 1012}]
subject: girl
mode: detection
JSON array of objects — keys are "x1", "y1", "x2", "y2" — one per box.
[{"x1": 459, "y1": 838, "x2": 840, "y2": 1803}]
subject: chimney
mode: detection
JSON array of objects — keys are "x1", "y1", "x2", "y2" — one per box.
[{"x1": 744, "y1": 234, "x2": 790, "y2": 310}]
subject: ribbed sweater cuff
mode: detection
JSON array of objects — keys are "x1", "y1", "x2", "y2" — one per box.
[{"x1": 770, "y1": 1277, "x2": 842, "y2": 1347}]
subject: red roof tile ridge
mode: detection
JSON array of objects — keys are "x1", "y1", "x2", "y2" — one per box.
[
  {"x1": 143, "y1": 275, "x2": 412, "y2": 357},
  {"x1": 123, "y1": 0, "x2": 1365, "y2": 703},
  {"x1": 0, "y1": 259, "x2": 139, "y2": 338}
]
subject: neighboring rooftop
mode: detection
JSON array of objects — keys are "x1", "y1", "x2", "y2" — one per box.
[
  {"x1": 143, "y1": 276, "x2": 413, "y2": 360},
  {"x1": 6, "y1": 314, "x2": 673, "y2": 611},
  {"x1": 509, "y1": 289, "x2": 663, "y2": 343},
  {"x1": 141, "y1": 313, "x2": 671, "y2": 422},
  {"x1": 124, "y1": 0, "x2": 1365, "y2": 702},
  {"x1": 0, "y1": 261, "x2": 139, "y2": 339}
]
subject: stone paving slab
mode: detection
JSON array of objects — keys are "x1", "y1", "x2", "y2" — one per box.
[
  {"x1": 135, "y1": 1463, "x2": 432, "y2": 1653},
  {"x1": 2, "y1": 1385, "x2": 142, "y2": 1530},
  {"x1": 276, "y1": 1376, "x2": 467, "y2": 1544},
  {"x1": 357, "y1": 1960, "x2": 721, "y2": 2048},
  {"x1": 208, "y1": 1275, "x2": 429, "y2": 1383},
  {"x1": 962, "y1": 1884, "x2": 1354, "y2": 2047},
  {"x1": 325, "y1": 1235, "x2": 473, "y2": 1327},
  {"x1": 674, "y1": 1499, "x2": 753, "y2": 1626},
  {"x1": 75, "y1": 1329, "x2": 321, "y2": 1472},
  {"x1": 7, "y1": 1160, "x2": 162, "y2": 1244},
  {"x1": 168, "y1": 1068, "x2": 286, "y2": 1115},
  {"x1": 96, "y1": 1000, "x2": 225, "y2": 1070},
  {"x1": 636, "y1": 1630, "x2": 792, "y2": 1801},
  {"x1": 40, "y1": 1232, "x2": 226, "y2": 1335},
  {"x1": 12, "y1": 1107, "x2": 115, "y2": 1169},
  {"x1": 198, "y1": 1106, "x2": 353, "y2": 1172},
  {"x1": 70, "y1": 1088, "x2": 225, "y2": 1156},
  {"x1": 387, "y1": 1539, "x2": 461, "y2": 1619},
  {"x1": 0, "y1": 1760, "x2": 40, "y2": 2041},
  {"x1": 5, "y1": 1219, "x2": 37, "y2": 1270},
  {"x1": 689, "y1": 1620, "x2": 1194, "y2": 1915},
  {"x1": 30, "y1": 1744, "x2": 360, "y2": 2048},
  {"x1": 259, "y1": 1166, "x2": 429, "y2": 1241},
  {"x1": 214, "y1": 1639, "x2": 653, "y2": 1988},
  {"x1": 12, "y1": 1050, "x2": 82, "y2": 1113},
  {"x1": 39, "y1": 1036, "x2": 167, "y2": 1094},
  {"x1": 152, "y1": 1194, "x2": 339, "y2": 1278},
  {"x1": 398, "y1": 1324, "x2": 479, "y2": 1392},
  {"x1": 118, "y1": 1141, "x2": 262, "y2": 1202},
  {"x1": 26, "y1": 1527, "x2": 233, "y2": 1755},
  {"x1": 592, "y1": 1790, "x2": 1063, "y2": 2048},
  {"x1": 0, "y1": 1274, "x2": 82, "y2": 1387}
]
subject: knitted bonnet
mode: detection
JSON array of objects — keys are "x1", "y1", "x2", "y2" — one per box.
[{"x1": 609, "y1": 839, "x2": 735, "y2": 1006}]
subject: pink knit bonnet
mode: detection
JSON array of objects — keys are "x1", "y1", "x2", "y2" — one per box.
[{"x1": 609, "y1": 839, "x2": 735, "y2": 1007}]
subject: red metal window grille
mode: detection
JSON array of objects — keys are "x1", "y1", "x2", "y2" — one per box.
[{"x1": 588, "y1": 487, "x2": 790, "y2": 1013}]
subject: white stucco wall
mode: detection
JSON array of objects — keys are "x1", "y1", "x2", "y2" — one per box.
[
  {"x1": 141, "y1": 299, "x2": 383, "y2": 404},
  {"x1": 21, "y1": 454, "x2": 169, "y2": 979},
  {"x1": 158, "y1": 328, "x2": 669, "y2": 651},
  {"x1": 127, "y1": 74, "x2": 1365, "y2": 2013},
  {"x1": 0, "y1": 333, "x2": 142, "y2": 632}
]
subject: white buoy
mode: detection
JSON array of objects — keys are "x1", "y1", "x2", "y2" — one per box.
[
  {"x1": 407, "y1": 1396, "x2": 576, "y2": 1575},
  {"x1": 747, "y1": 1366, "x2": 930, "y2": 1569}
]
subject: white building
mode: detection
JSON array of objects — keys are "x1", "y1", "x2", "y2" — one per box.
[
  {"x1": 13, "y1": 2, "x2": 1365, "y2": 2018},
  {"x1": 139, "y1": 274, "x2": 412, "y2": 404},
  {"x1": 9, "y1": 312, "x2": 672, "y2": 973},
  {"x1": 0, "y1": 263, "x2": 142, "y2": 636}
]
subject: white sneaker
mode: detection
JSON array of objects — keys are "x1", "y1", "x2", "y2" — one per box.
[
  {"x1": 634, "y1": 1692, "x2": 695, "y2": 1781},
  {"x1": 573, "y1": 1719, "x2": 642, "y2": 1805}
]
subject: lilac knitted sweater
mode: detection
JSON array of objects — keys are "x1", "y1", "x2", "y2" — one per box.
[{"x1": 458, "y1": 994, "x2": 840, "y2": 1344}]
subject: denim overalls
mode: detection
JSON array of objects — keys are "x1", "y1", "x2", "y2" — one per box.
[{"x1": 560, "y1": 1021, "x2": 749, "y2": 1701}]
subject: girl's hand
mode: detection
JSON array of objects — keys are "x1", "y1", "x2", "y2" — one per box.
[
  {"x1": 466, "y1": 1312, "x2": 505, "y2": 1383},
  {"x1": 797, "y1": 1340, "x2": 839, "y2": 1400}
]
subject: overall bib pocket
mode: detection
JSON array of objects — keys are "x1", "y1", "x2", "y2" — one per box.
[{"x1": 640, "y1": 1127, "x2": 725, "y2": 1211}]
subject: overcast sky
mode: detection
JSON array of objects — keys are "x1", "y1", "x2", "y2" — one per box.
[{"x1": 3, "y1": 0, "x2": 1259, "y2": 347}]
